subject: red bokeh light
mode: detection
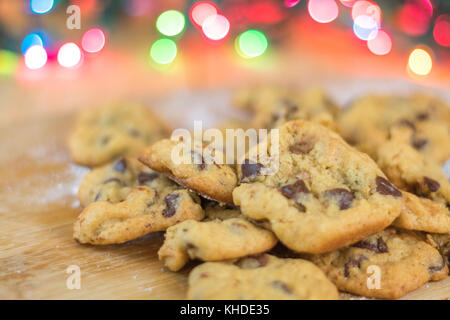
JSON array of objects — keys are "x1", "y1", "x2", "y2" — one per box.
[
  {"x1": 81, "y1": 28, "x2": 106, "y2": 53},
  {"x1": 190, "y1": 2, "x2": 218, "y2": 28},
  {"x1": 339, "y1": 0, "x2": 356, "y2": 8},
  {"x1": 308, "y1": 0, "x2": 339, "y2": 24},
  {"x1": 367, "y1": 30, "x2": 392, "y2": 55},
  {"x1": 285, "y1": 0, "x2": 301, "y2": 7},
  {"x1": 396, "y1": 0, "x2": 433, "y2": 36},
  {"x1": 433, "y1": 15, "x2": 450, "y2": 47},
  {"x1": 225, "y1": 1, "x2": 285, "y2": 28}
]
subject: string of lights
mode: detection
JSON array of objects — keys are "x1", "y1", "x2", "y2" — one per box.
[{"x1": 0, "y1": 0, "x2": 448, "y2": 77}]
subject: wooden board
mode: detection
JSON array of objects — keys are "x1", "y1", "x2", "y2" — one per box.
[{"x1": 0, "y1": 113, "x2": 449, "y2": 300}]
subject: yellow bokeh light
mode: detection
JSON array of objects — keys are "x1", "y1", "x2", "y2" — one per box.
[{"x1": 408, "y1": 48, "x2": 432, "y2": 76}]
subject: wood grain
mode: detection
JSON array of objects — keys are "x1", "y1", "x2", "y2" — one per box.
[{"x1": 0, "y1": 113, "x2": 448, "y2": 300}]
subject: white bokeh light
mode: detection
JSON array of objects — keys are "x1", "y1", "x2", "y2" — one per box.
[
  {"x1": 202, "y1": 14, "x2": 230, "y2": 41},
  {"x1": 58, "y1": 42, "x2": 82, "y2": 68},
  {"x1": 24, "y1": 45, "x2": 47, "y2": 70}
]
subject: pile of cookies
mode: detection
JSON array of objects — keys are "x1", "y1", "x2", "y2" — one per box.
[{"x1": 69, "y1": 88, "x2": 449, "y2": 299}]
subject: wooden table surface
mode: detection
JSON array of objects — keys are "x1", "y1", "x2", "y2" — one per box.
[{"x1": 0, "y1": 110, "x2": 448, "y2": 300}]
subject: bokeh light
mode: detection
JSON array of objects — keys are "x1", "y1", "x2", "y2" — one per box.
[
  {"x1": 408, "y1": 48, "x2": 432, "y2": 76},
  {"x1": 24, "y1": 45, "x2": 47, "y2": 70},
  {"x1": 150, "y1": 39, "x2": 177, "y2": 65},
  {"x1": 156, "y1": 10, "x2": 185, "y2": 37},
  {"x1": 82, "y1": 28, "x2": 106, "y2": 53},
  {"x1": 190, "y1": 2, "x2": 218, "y2": 28},
  {"x1": 367, "y1": 30, "x2": 392, "y2": 55},
  {"x1": 0, "y1": 50, "x2": 19, "y2": 76},
  {"x1": 236, "y1": 30, "x2": 268, "y2": 58},
  {"x1": 30, "y1": 0, "x2": 54, "y2": 14},
  {"x1": 351, "y1": 1, "x2": 382, "y2": 26},
  {"x1": 57, "y1": 42, "x2": 82, "y2": 68},
  {"x1": 353, "y1": 15, "x2": 379, "y2": 41},
  {"x1": 202, "y1": 14, "x2": 230, "y2": 41},
  {"x1": 285, "y1": 0, "x2": 301, "y2": 8},
  {"x1": 308, "y1": 0, "x2": 339, "y2": 24},
  {"x1": 21, "y1": 33, "x2": 44, "y2": 55},
  {"x1": 433, "y1": 15, "x2": 450, "y2": 47},
  {"x1": 397, "y1": 0, "x2": 433, "y2": 36},
  {"x1": 339, "y1": 0, "x2": 356, "y2": 7}
]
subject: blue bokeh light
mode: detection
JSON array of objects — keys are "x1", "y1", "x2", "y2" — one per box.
[
  {"x1": 353, "y1": 15, "x2": 379, "y2": 41},
  {"x1": 21, "y1": 33, "x2": 44, "y2": 55},
  {"x1": 31, "y1": 0, "x2": 54, "y2": 14}
]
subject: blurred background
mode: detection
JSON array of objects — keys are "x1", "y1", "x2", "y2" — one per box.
[{"x1": 0, "y1": 0, "x2": 449, "y2": 125}]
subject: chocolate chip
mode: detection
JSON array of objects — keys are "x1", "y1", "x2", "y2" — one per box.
[
  {"x1": 271, "y1": 113, "x2": 281, "y2": 123},
  {"x1": 344, "y1": 254, "x2": 368, "y2": 278},
  {"x1": 396, "y1": 119, "x2": 416, "y2": 131},
  {"x1": 201, "y1": 198, "x2": 219, "y2": 208},
  {"x1": 423, "y1": 177, "x2": 440, "y2": 192},
  {"x1": 94, "y1": 192, "x2": 102, "y2": 202},
  {"x1": 100, "y1": 136, "x2": 110, "y2": 145},
  {"x1": 352, "y1": 237, "x2": 388, "y2": 253},
  {"x1": 375, "y1": 176, "x2": 402, "y2": 197},
  {"x1": 323, "y1": 188, "x2": 354, "y2": 210},
  {"x1": 295, "y1": 203, "x2": 306, "y2": 212},
  {"x1": 102, "y1": 177, "x2": 125, "y2": 186},
  {"x1": 235, "y1": 254, "x2": 269, "y2": 269},
  {"x1": 191, "y1": 151, "x2": 206, "y2": 170},
  {"x1": 200, "y1": 272, "x2": 209, "y2": 278},
  {"x1": 416, "y1": 112, "x2": 429, "y2": 121},
  {"x1": 240, "y1": 159, "x2": 263, "y2": 182},
  {"x1": 189, "y1": 193, "x2": 201, "y2": 204},
  {"x1": 162, "y1": 193, "x2": 179, "y2": 217},
  {"x1": 282, "y1": 99, "x2": 298, "y2": 112},
  {"x1": 429, "y1": 259, "x2": 445, "y2": 273},
  {"x1": 138, "y1": 172, "x2": 159, "y2": 185},
  {"x1": 186, "y1": 243, "x2": 197, "y2": 250},
  {"x1": 113, "y1": 158, "x2": 127, "y2": 173},
  {"x1": 411, "y1": 137, "x2": 428, "y2": 150},
  {"x1": 289, "y1": 137, "x2": 316, "y2": 155},
  {"x1": 254, "y1": 254, "x2": 269, "y2": 267},
  {"x1": 279, "y1": 180, "x2": 310, "y2": 199},
  {"x1": 271, "y1": 281, "x2": 292, "y2": 294},
  {"x1": 127, "y1": 128, "x2": 140, "y2": 137}
]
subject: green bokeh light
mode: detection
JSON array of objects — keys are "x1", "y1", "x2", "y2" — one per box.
[
  {"x1": 237, "y1": 30, "x2": 268, "y2": 58},
  {"x1": 0, "y1": 50, "x2": 19, "y2": 76},
  {"x1": 156, "y1": 10, "x2": 185, "y2": 37},
  {"x1": 150, "y1": 39, "x2": 177, "y2": 65}
]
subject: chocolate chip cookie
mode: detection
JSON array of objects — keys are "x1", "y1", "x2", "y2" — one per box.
[
  {"x1": 428, "y1": 233, "x2": 450, "y2": 265},
  {"x1": 69, "y1": 103, "x2": 169, "y2": 166},
  {"x1": 394, "y1": 191, "x2": 450, "y2": 234},
  {"x1": 338, "y1": 94, "x2": 450, "y2": 164},
  {"x1": 187, "y1": 254, "x2": 339, "y2": 299},
  {"x1": 377, "y1": 127, "x2": 450, "y2": 207},
  {"x1": 158, "y1": 215, "x2": 277, "y2": 271},
  {"x1": 139, "y1": 139, "x2": 238, "y2": 204},
  {"x1": 78, "y1": 157, "x2": 174, "y2": 207},
  {"x1": 233, "y1": 120, "x2": 403, "y2": 254},
  {"x1": 73, "y1": 186, "x2": 204, "y2": 245},
  {"x1": 309, "y1": 228, "x2": 448, "y2": 299},
  {"x1": 234, "y1": 86, "x2": 339, "y2": 131}
]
